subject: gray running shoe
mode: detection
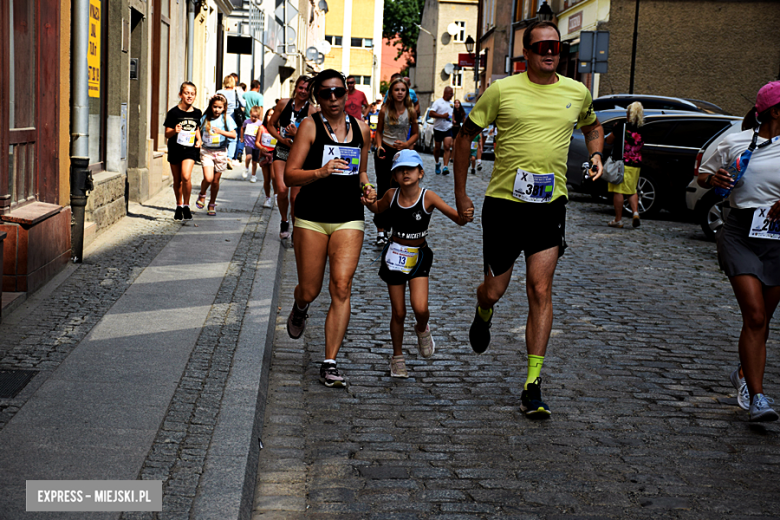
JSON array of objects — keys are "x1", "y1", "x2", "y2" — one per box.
[
  {"x1": 749, "y1": 394, "x2": 779, "y2": 422},
  {"x1": 730, "y1": 366, "x2": 750, "y2": 410},
  {"x1": 320, "y1": 362, "x2": 346, "y2": 387},
  {"x1": 286, "y1": 303, "x2": 308, "y2": 339}
]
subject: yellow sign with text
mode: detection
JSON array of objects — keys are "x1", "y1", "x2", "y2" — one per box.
[{"x1": 88, "y1": 0, "x2": 101, "y2": 98}]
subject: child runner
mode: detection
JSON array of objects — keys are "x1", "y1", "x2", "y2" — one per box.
[
  {"x1": 255, "y1": 110, "x2": 277, "y2": 208},
  {"x1": 163, "y1": 81, "x2": 202, "y2": 221},
  {"x1": 196, "y1": 94, "x2": 237, "y2": 216},
  {"x1": 241, "y1": 105, "x2": 264, "y2": 183},
  {"x1": 469, "y1": 132, "x2": 482, "y2": 175},
  {"x1": 364, "y1": 150, "x2": 473, "y2": 377}
]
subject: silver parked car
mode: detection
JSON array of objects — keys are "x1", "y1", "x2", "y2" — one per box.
[{"x1": 684, "y1": 119, "x2": 743, "y2": 239}]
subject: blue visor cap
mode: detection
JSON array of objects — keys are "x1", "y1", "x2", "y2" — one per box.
[{"x1": 391, "y1": 149, "x2": 424, "y2": 172}]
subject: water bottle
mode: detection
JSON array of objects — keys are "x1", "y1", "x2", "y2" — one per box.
[{"x1": 713, "y1": 156, "x2": 744, "y2": 198}]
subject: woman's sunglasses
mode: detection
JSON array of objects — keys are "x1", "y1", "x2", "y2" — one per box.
[
  {"x1": 529, "y1": 40, "x2": 561, "y2": 56},
  {"x1": 318, "y1": 87, "x2": 348, "y2": 100}
]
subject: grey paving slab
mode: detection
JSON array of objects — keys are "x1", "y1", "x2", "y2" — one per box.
[{"x1": 0, "y1": 163, "x2": 283, "y2": 519}]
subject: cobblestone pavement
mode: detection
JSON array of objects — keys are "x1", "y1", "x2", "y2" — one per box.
[{"x1": 253, "y1": 153, "x2": 780, "y2": 519}]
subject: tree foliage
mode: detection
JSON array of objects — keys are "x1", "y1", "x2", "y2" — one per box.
[{"x1": 383, "y1": 0, "x2": 425, "y2": 63}]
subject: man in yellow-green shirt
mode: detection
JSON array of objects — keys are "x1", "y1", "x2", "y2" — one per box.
[{"x1": 453, "y1": 21, "x2": 605, "y2": 418}]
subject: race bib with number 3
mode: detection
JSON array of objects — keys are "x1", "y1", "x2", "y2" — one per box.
[
  {"x1": 749, "y1": 207, "x2": 780, "y2": 240},
  {"x1": 177, "y1": 131, "x2": 195, "y2": 147},
  {"x1": 513, "y1": 169, "x2": 554, "y2": 203},
  {"x1": 321, "y1": 145, "x2": 361, "y2": 175},
  {"x1": 385, "y1": 243, "x2": 420, "y2": 274}
]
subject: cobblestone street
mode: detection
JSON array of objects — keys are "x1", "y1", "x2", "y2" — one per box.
[{"x1": 253, "y1": 153, "x2": 780, "y2": 519}]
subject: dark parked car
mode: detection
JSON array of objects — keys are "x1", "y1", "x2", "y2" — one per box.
[
  {"x1": 593, "y1": 94, "x2": 728, "y2": 115},
  {"x1": 567, "y1": 112, "x2": 741, "y2": 217}
]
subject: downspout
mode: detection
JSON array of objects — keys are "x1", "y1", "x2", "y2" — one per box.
[
  {"x1": 188, "y1": 0, "x2": 196, "y2": 81},
  {"x1": 70, "y1": 0, "x2": 94, "y2": 263}
]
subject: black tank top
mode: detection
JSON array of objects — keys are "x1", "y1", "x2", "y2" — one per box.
[
  {"x1": 295, "y1": 114, "x2": 365, "y2": 223},
  {"x1": 277, "y1": 98, "x2": 310, "y2": 150},
  {"x1": 387, "y1": 188, "x2": 432, "y2": 240}
]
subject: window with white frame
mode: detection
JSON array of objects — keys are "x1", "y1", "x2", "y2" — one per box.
[
  {"x1": 453, "y1": 21, "x2": 466, "y2": 42},
  {"x1": 482, "y1": 0, "x2": 495, "y2": 33},
  {"x1": 451, "y1": 68, "x2": 464, "y2": 88}
]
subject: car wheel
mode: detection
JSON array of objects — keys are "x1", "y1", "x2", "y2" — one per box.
[
  {"x1": 624, "y1": 171, "x2": 661, "y2": 218},
  {"x1": 697, "y1": 190, "x2": 729, "y2": 240}
]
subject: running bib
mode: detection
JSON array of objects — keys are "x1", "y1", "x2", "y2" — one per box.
[
  {"x1": 245, "y1": 124, "x2": 259, "y2": 137},
  {"x1": 513, "y1": 169, "x2": 554, "y2": 203},
  {"x1": 205, "y1": 130, "x2": 222, "y2": 147},
  {"x1": 385, "y1": 243, "x2": 420, "y2": 274},
  {"x1": 470, "y1": 140, "x2": 479, "y2": 150},
  {"x1": 321, "y1": 145, "x2": 361, "y2": 176},
  {"x1": 177, "y1": 130, "x2": 196, "y2": 147},
  {"x1": 260, "y1": 133, "x2": 277, "y2": 149},
  {"x1": 749, "y1": 207, "x2": 780, "y2": 240}
]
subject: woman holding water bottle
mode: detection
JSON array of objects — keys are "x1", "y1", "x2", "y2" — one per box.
[
  {"x1": 283, "y1": 69, "x2": 375, "y2": 388},
  {"x1": 698, "y1": 81, "x2": 780, "y2": 422}
]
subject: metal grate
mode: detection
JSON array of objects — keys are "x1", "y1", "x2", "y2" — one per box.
[{"x1": 0, "y1": 370, "x2": 38, "y2": 399}]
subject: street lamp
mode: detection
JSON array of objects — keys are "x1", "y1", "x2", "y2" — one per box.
[
  {"x1": 464, "y1": 35, "x2": 475, "y2": 54},
  {"x1": 537, "y1": 1, "x2": 554, "y2": 21}
]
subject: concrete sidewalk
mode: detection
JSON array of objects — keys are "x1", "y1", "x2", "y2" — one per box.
[{"x1": 0, "y1": 164, "x2": 284, "y2": 519}]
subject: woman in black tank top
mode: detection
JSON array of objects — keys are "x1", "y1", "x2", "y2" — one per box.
[
  {"x1": 283, "y1": 69, "x2": 375, "y2": 388},
  {"x1": 267, "y1": 75, "x2": 317, "y2": 240}
]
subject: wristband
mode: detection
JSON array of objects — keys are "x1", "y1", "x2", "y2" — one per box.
[
  {"x1": 589, "y1": 151, "x2": 603, "y2": 161},
  {"x1": 361, "y1": 183, "x2": 375, "y2": 191},
  {"x1": 704, "y1": 173, "x2": 714, "y2": 187}
]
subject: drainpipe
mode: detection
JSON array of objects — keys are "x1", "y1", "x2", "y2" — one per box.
[
  {"x1": 187, "y1": 0, "x2": 195, "y2": 81},
  {"x1": 70, "y1": 0, "x2": 94, "y2": 263}
]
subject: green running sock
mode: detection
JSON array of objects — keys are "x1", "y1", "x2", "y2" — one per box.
[
  {"x1": 477, "y1": 306, "x2": 493, "y2": 322},
  {"x1": 525, "y1": 355, "x2": 545, "y2": 390}
]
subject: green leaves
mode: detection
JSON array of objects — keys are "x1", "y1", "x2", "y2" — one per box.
[{"x1": 383, "y1": 0, "x2": 425, "y2": 62}]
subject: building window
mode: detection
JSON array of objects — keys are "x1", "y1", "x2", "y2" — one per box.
[
  {"x1": 484, "y1": 0, "x2": 495, "y2": 31},
  {"x1": 451, "y1": 69, "x2": 463, "y2": 88},
  {"x1": 363, "y1": 76, "x2": 371, "y2": 85},
  {"x1": 350, "y1": 37, "x2": 373, "y2": 48},
  {"x1": 453, "y1": 21, "x2": 466, "y2": 42},
  {"x1": 325, "y1": 35, "x2": 342, "y2": 46}
]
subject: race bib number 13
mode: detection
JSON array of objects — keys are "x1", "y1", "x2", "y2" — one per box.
[
  {"x1": 513, "y1": 169, "x2": 554, "y2": 203},
  {"x1": 749, "y1": 207, "x2": 780, "y2": 240}
]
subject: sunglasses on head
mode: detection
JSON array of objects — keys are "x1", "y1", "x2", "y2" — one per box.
[
  {"x1": 529, "y1": 40, "x2": 561, "y2": 56},
  {"x1": 317, "y1": 86, "x2": 348, "y2": 100}
]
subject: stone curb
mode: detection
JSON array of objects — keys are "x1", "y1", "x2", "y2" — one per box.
[{"x1": 191, "y1": 208, "x2": 285, "y2": 520}]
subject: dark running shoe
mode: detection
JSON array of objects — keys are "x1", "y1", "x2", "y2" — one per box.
[
  {"x1": 320, "y1": 362, "x2": 346, "y2": 388},
  {"x1": 280, "y1": 220, "x2": 290, "y2": 239},
  {"x1": 182, "y1": 206, "x2": 193, "y2": 221},
  {"x1": 469, "y1": 306, "x2": 493, "y2": 354},
  {"x1": 174, "y1": 206, "x2": 184, "y2": 221},
  {"x1": 521, "y1": 378, "x2": 551, "y2": 417},
  {"x1": 287, "y1": 303, "x2": 308, "y2": 339}
]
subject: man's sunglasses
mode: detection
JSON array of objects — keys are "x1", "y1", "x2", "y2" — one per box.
[
  {"x1": 529, "y1": 40, "x2": 561, "y2": 56},
  {"x1": 318, "y1": 87, "x2": 348, "y2": 100}
]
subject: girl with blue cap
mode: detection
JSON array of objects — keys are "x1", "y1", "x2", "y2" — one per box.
[{"x1": 364, "y1": 149, "x2": 474, "y2": 378}]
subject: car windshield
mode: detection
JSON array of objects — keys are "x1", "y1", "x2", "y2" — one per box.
[{"x1": 684, "y1": 99, "x2": 728, "y2": 115}]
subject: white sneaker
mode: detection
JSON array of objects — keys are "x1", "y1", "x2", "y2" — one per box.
[
  {"x1": 250, "y1": 175, "x2": 257, "y2": 183},
  {"x1": 415, "y1": 324, "x2": 435, "y2": 358},
  {"x1": 390, "y1": 356, "x2": 409, "y2": 378},
  {"x1": 477, "y1": 160, "x2": 482, "y2": 171},
  {"x1": 749, "y1": 394, "x2": 779, "y2": 422},
  {"x1": 242, "y1": 170, "x2": 248, "y2": 179},
  {"x1": 730, "y1": 366, "x2": 750, "y2": 410},
  {"x1": 263, "y1": 196, "x2": 273, "y2": 208}
]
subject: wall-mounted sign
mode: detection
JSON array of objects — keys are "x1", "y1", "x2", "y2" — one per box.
[
  {"x1": 568, "y1": 12, "x2": 583, "y2": 33},
  {"x1": 88, "y1": 0, "x2": 101, "y2": 97},
  {"x1": 458, "y1": 53, "x2": 475, "y2": 68}
]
